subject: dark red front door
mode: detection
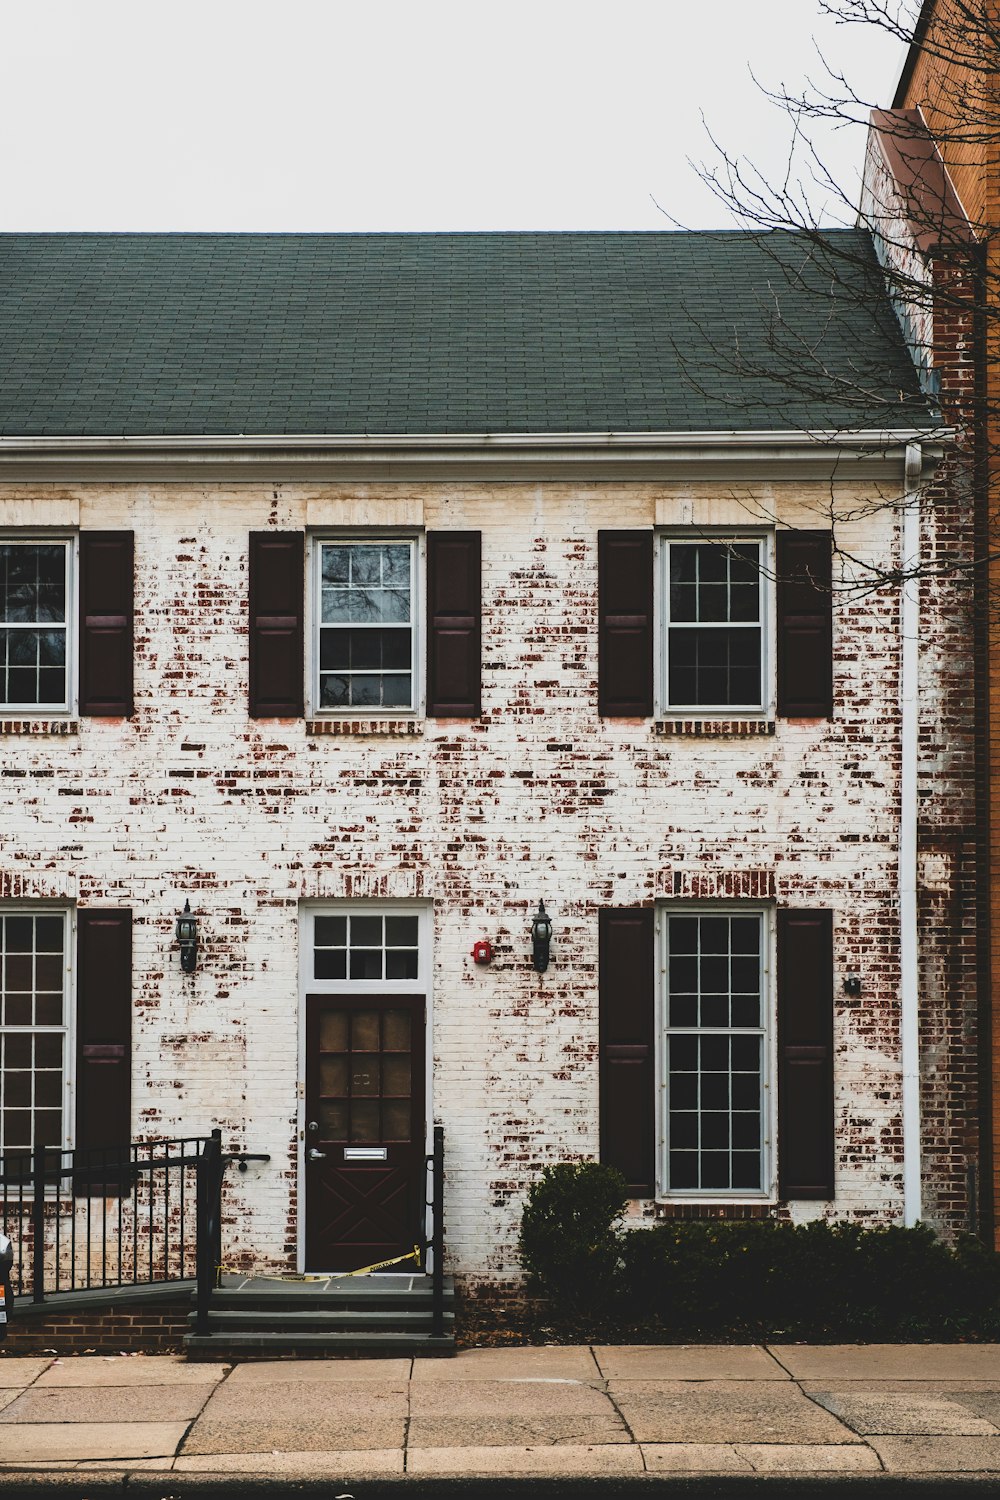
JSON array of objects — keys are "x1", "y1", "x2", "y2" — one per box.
[{"x1": 305, "y1": 994, "x2": 425, "y2": 1271}]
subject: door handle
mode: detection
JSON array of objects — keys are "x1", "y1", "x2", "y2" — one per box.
[{"x1": 307, "y1": 1147, "x2": 327, "y2": 1162}]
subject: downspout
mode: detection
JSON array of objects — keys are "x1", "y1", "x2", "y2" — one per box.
[
  {"x1": 971, "y1": 238, "x2": 992, "y2": 1245},
  {"x1": 901, "y1": 440, "x2": 923, "y2": 1226}
]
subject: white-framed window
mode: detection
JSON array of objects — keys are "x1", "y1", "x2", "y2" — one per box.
[
  {"x1": 0, "y1": 909, "x2": 73, "y2": 1160},
  {"x1": 303, "y1": 903, "x2": 430, "y2": 994},
  {"x1": 311, "y1": 536, "x2": 420, "y2": 714},
  {"x1": 658, "y1": 906, "x2": 773, "y2": 1197},
  {"x1": 0, "y1": 539, "x2": 74, "y2": 713},
  {"x1": 658, "y1": 534, "x2": 769, "y2": 714}
]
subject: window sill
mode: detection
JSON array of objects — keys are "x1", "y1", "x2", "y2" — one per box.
[
  {"x1": 306, "y1": 718, "x2": 424, "y2": 738},
  {"x1": 654, "y1": 719, "x2": 775, "y2": 738},
  {"x1": 0, "y1": 719, "x2": 78, "y2": 736},
  {"x1": 654, "y1": 1201, "x2": 778, "y2": 1220}
]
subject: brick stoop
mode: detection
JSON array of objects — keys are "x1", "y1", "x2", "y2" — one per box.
[{"x1": 3, "y1": 1283, "x2": 192, "y2": 1354}]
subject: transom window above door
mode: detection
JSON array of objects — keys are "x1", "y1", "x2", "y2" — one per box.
[
  {"x1": 313, "y1": 912, "x2": 421, "y2": 982},
  {"x1": 316, "y1": 540, "x2": 416, "y2": 712}
]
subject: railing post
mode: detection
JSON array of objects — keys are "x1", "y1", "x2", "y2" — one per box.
[
  {"x1": 210, "y1": 1128, "x2": 223, "y2": 1288},
  {"x1": 195, "y1": 1132, "x2": 223, "y2": 1336},
  {"x1": 32, "y1": 1143, "x2": 46, "y2": 1304},
  {"x1": 432, "y1": 1125, "x2": 444, "y2": 1339}
]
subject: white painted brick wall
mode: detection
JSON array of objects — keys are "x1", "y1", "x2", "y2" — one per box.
[{"x1": 0, "y1": 475, "x2": 976, "y2": 1281}]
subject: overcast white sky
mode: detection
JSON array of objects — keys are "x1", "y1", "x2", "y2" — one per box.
[{"x1": 5, "y1": 0, "x2": 910, "y2": 232}]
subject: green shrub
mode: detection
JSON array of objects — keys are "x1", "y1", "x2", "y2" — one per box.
[
  {"x1": 518, "y1": 1165, "x2": 1000, "y2": 1339},
  {"x1": 518, "y1": 1160, "x2": 628, "y2": 1316},
  {"x1": 618, "y1": 1218, "x2": 1000, "y2": 1340}
]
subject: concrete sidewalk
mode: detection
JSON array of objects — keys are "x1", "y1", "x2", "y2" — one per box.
[{"x1": 1, "y1": 1343, "x2": 1000, "y2": 1486}]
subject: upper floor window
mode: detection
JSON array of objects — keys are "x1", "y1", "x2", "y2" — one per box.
[
  {"x1": 661, "y1": 537, "x2": 766, "y2": 713},
  {"x1": 0, "y1": 541, "x2": 72, "y2": 712},
  {"x1": 597, "y1": 528, "x2": 832, "y2": 720},
  {"x1": 315, "y1": 539, "x2": 418, "y2": 713},
  {"x1": 249, "y1": 530, "x2": 481, "y2": 720}
]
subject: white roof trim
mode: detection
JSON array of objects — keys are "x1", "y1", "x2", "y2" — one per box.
[
  {"x1": 0, "y1": 428, "x2": 948, "y2": 483},
  {"x1": 0, "y1": 427, "x2": 946, "y2": 452}
]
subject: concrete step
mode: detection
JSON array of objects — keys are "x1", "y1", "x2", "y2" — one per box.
[
  {"x1": 187, "y1": 1306, "x2": 455, "y2": 1333},
  {"x1": 183, "y1": 1276, "x2": 457, "y2": 1357},
  {"x1": 185, "y1": 1329, "x2": 455, "y2": 1359},
  {"x1": 207, "y1": 1284, "x2": 455, "y2": 1314}
]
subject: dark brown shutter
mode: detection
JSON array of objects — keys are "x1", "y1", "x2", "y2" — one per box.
[
  {"x1": 248, "y1": 532, "x2": 304, "y2": 717},
  {"x1": 598, "y1": 531, "x2": 653, "y2": 717},
  {"x1": 776, "y1": 530, "x2": 833, "y2": 717},
  {"x1": 76, "y1": 909, "x2": 132, "y2": 1195},
  {"x1": 426, "y1": 531, "x2": 481, "y2": 717},
  {"x1": 79, "y1": 532, "x2": 134, "y2": 717},
  {"x1": 777, "y1": 908, "x2": 834, "y2": 1199},
  {"x1": 599, "y1": 907, "x2": 655, "y2": 1195}
]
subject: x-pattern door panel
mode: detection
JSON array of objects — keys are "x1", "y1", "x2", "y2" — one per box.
[{"x1": 305, "y1": 994, "x2": 424, "y2": 1271}]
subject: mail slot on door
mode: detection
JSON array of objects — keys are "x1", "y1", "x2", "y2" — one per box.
[{"x1": 343, "y1": 1147, "x2": 388, "y2": 1162}]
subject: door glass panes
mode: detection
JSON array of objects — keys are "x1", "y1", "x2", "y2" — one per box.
[
  {"x1": 314, "y1": 913, "x2": 419, "y2": 982},
  {"x1": 0, "y1": 543, "x2": 70, "y2": 709},
  {"x1": 1, "y1": 913, "x2": 67, "y2": 1160},
  {"x1": 382, "y1": 1055, "x2": 411, "y2": 1095},
  {"x1": 666, "y1": 541, "x2": 763, "y2": 709},
  {"x1": 319, "y1": 1056, "x2": 348, "y2": 1095},
  {"x1": 665, "y1": 912, "x2": 764, "y2": 1193},
  {"x1": 318, "y1": 541, "x2": 414, "y2": 710},
  {"x1": 316, "y1": 1004, "x2": 413, "y2": 1144}
]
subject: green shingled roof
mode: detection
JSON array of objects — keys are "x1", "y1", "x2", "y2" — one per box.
[{"x1": 0, "y1": 231, "x2": 932, "y2": 438}]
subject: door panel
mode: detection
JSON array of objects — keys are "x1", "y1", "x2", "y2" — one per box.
[{"x1": 305, "y1": 994, "x2": 425, "y2": 1271}]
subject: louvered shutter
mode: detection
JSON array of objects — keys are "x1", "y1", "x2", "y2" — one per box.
[
  {"x1": 76, "y1": 909, "x2": 132, "y2": 1196},
  {"x1": 426, "y1": 532, "x2": 481, "y2": 717},
  {"x1": 598, "y1": 531, "x2": 653, "y2": 717},
  {"x1": 777, "y1": 908, "x2": 834, "y2": 1199},
  {"x1": 248, "y1": 532, "x2": 304, "y2": 717},
  {"x1": 79, "y1": 532, "x2": 134, "y2": 717},
  {"x1": 776, "y1": 530, "x2": 833, "y2": 717},
  {"x1": 599, "y1": 907, "x2": 655, "y2": 1195}
]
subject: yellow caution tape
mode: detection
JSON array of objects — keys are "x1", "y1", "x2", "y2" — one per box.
[
  {"x1": 330, "y1": 1243, "x2": 422, "y2": 1279},
  {"x1": 257, "y1": 1244, "x2": 422, "y2": 1283},
  {"x1": 254, "y1": 1272, "x2": 334, "y2": 1283}
]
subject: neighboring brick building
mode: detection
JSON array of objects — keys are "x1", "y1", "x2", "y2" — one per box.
[
  {"x1": 0, "y1": 230, "x2": 977, "y2": 1289},
  {"x1": 863, "y1": 0, "x2": 997, "y2": 1245}
]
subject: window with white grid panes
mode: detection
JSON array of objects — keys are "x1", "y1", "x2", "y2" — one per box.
[
  {"x1": 316, "y1": 540, "x2": 416, "y2": 712},
  {"x1": 662, "y1": 538, "x2": 765, "y2": 711},
  {"x1": 313, "y1": 913, "x2": 420, "y2": 983},
  {"x1": 1, "y1": 913, "x2": 69, "y2": 1160},
  {"x1": 663, "y1": 911, "x2": 768, "y2": 1194},
  {"x1": 0, "y1": 541, "x2": 71, "y2": 711}
]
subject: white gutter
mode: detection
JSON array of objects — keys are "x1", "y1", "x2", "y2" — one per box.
[
  {"x1": 901, "y1": 440, "x2": 922, "y2": 1225},
  {"x1": 0, "y1": 426, "x2": 948, "y2": 452},
  {"x1": 0, "y1": 427, "x2": 949, "y2": 483}
]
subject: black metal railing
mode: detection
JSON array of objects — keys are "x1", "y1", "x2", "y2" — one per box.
[
  {"x1": 425, "y1": 1124, "x2": 445, "y2": 1338},
  {"x1": 1, "y1": 1134, "x2": 215, "y2": 1303},
  {"x1": 192, "y1": 1138, "x2": 270, "y2": 1336},
  {"x1": 194, "y1": 1131, "x2": 223, "y2": 1336}
]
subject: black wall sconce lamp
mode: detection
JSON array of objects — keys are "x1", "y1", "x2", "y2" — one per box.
[
  {"x1": 843, "y1": 973, "x2": 862, "y2": 997},
  {"x1": 176, "y1": 899, "x2": 198, "y2": 974},
  {"x1": 531, "y1": 900, "x2": 553, "y2": 974}
]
